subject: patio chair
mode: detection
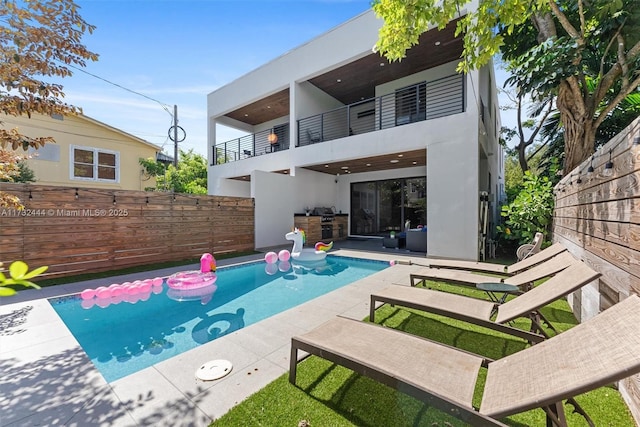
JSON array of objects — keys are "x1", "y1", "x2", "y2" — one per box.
[
  {"x1": 516, "y1": 232, "x2": 544, "y2": 261},
  {"x1": 290, "y1": 294, "x2": 640, "y2": 426},
  {"x1": 371, "y1": 262, "x2": 600, "y2": 342},
  {"x1": 422, "y1": 242, "x2": 566, "y2": 276},
  {"x1": 409, "y1": 250, "x2": 578, "y2": 291}
]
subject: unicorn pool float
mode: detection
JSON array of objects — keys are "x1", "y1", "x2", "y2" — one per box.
[
  {"x1": 285, "y1": 228, "x2": 333, "y2": 262},
  {"x1": 167, "y1": 253, "x2": 217, "y2": 290}
]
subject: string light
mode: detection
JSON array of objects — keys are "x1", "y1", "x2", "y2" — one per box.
[
  {"x1": 113, "y1": 195, "x2": 117, "y2": 205},
  {"x1": 587, "y1": 156, "x2": 594, "y2": 175},
  {"x1": 28, "y1": 190, "x2": 32, "y2": 200},
  {"x1": 602, "y1": 150, "x2": 614, "y2": 177},
  {"x1": 75, "y1": 188, "x2": 79, "y2": 199},
  {"x1": 632, "y1": 134, "x2": 640, "y2": 155}
]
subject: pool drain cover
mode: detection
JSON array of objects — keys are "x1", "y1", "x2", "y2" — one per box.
[{"x1": 196, "y1": 359, "x2": 233, "y2": 381}]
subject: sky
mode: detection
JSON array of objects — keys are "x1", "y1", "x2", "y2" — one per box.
[
  {"x1": 58, "y1": 0, "x2": 513, "y2": 159},
  {"x1": 57, "y1": 0, "x2": 376, "y2": 158}
]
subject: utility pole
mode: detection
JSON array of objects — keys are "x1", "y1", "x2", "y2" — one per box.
[
  {"x1": 168, "y1": 105, "x2": 185, "y2": 168},
  {"x1": 173, "y1": 105, "x2": 178, "y2": 168}
]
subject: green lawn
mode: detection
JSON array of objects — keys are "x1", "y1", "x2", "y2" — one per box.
[{"x1": 210, "y1": 279, "x2": 635, "y2": 426}]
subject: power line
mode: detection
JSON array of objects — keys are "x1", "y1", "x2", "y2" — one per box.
[{"x1": 62, "y1": 62, "x2": 174, "y2": 118}]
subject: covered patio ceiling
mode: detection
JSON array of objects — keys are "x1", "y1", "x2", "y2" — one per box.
[
  {"x1": 227, "y1": 149, "x2": 426, "y2": 181},
  {"x1": 224, "y1": 19, "x2": 463, "y2": 126}
]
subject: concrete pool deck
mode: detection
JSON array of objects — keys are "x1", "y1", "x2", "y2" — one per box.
[{"x1": 0, "y1": 244, "x2": 431, "y2": 426}]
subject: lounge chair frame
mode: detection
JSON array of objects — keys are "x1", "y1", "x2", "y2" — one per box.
[
  {"x1": 290, "y1": 295, "x2": 640, "y2": 426},
  {"x1": 290, "y1": 317, "x2": 509, "y2": 426},
  {"x1": 423, "y1": 242, "x2": 566, "y2": 276},
  {"x1": 409, "y1": 250, "x2": 577, "y2": 290},
  {"x1": 372, "y1": 262, "x2": 601, "y2": 344}
]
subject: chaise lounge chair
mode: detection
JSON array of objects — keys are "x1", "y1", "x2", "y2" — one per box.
[
  {"x1": 371, "y1": 262, "x2": 600, "y2": 342},
  {"x1": 290, "y1": 294, "x2": 640, "y2": 426},
  {"x1": 409, "y1": 250, "x2": 577, "y2": 291},
  {"x1": 422, "y1": 242, "x2": 566, "y2": 276}
]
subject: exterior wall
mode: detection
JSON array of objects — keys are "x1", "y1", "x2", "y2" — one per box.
[
  {"x1": 552, "y1": 118, "x2": 640, "y2": 423},
  {"x1": 207, "y1": 11, "x2": 381, "y2": 120},
  {"x1": 2, "y1": 113, "x2": 160, "y2": 191},
  {"x1": 207, "y1": 4, "x2": 499, "y2": 261}
]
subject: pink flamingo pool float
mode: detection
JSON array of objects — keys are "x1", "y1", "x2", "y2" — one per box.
[{"x1": 167, "y1": 253, "x2": 217, "y2": 290}]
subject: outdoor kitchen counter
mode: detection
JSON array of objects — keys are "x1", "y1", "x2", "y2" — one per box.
[{"x1": 294, "y1": 214, "x2": 348, "y2": 244}]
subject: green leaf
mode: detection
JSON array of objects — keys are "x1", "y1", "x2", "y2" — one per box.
[
  {"x1": 21, "y1": 265, "x2": 48, "y2": 280},
  {"x1": 9, "y1": 261, "x2": 29, "y2": 279},
  {"x1": 0, "y1": 287, "x2": 17, "y2": 297}
]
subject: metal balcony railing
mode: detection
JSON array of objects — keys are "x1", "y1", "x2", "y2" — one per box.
[
  {"x1": 212, "y1": 73, "x2": 464, "y2": 165},
  {"x1": 298, "y1": 74, "x2": 465, "y2": 146},
  {"x1": 212, "y1": 124, "x2": 290, "y2": 165}
]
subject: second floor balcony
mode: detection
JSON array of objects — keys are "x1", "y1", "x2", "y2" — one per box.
[{"x1": 213, "y1": 73, "x2": 465, "y2": 166}]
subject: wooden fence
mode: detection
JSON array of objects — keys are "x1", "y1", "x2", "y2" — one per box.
[
  {"x1": 553, "y1": 117, "x2": 640, "y2": 422},
  {"x1": 0, "y1": 183, "x2": 255, "y2": 280}
]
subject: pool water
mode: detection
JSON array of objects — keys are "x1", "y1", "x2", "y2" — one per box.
[{"x1": 50, "y1": 256, "x2": 387, "y2": 382}]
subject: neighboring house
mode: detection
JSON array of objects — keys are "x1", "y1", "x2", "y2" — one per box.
[
  {"x1": 2, "y1": 112, "x2": 164, "y2": 191},
  {"x1": 207, "y1": 6, "x2": 504, "y2": 261}
]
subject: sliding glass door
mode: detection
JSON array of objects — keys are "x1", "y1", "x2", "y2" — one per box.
[{"x1": 350, "y1": 177, "x2": 426, "y2": 236}]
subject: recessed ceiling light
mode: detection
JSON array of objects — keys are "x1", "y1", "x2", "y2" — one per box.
[
  {"x1": 412, "y1": 161, "x2": 417, "y2": 165},
  {"x1": 266, "y1": 106, "x2": 271, "y2": 109},
  {"x1": 341, "y1": 166, "x2": 349, "y2": 170},
  {"x1": 398, "y1": 154, "x2": 403, "y2": 157},
  {"x1": 434, "y1": 41, "x2": 441, "y2": 46},
  {"x1": 390, "y1": 159, "x2": 399, "y2": 163},
  {"x1": 244, "y1": 114, "x2": 249, "y2": 117},
  {"x1": 336, "y1": 79, "x2": 342, "y2": 83},
  {"x1": 380, "y1": 62, "x2": 385, "y2": 66},
  {"x1": 324, "y1": 164, "x2": 329, "y2": 168},
  {"x1": 366, "y1": 163, "x2": 371, "y2": 167}
]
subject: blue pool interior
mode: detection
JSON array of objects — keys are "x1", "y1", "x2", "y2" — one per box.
[{"x1": 50, "y1": 256, "x2": 388, "y2": 382}]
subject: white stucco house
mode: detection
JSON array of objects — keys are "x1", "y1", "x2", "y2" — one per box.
[{"x1": 206, "y1": 6, "x2": 504, "y2": 261}]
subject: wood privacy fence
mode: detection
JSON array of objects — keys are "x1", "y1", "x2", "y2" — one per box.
[
  {"x1": 553, "y1": 117, "x2": 640, "y2": 422},
  {"x1": 0, "y1": 183, "x2": 255, "y2": 280}
]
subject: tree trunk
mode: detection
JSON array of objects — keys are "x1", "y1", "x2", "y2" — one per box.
[
  {"x1": 556, "y1": 81, "x2": 596, "y2": 174},
  {"x1": 517, "y1": 142, "x2": 529, "y2": 172}
]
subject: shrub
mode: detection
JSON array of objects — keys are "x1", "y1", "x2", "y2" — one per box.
[{"x1": 497, "y1": 171, "x2": 554, "y2": 245}]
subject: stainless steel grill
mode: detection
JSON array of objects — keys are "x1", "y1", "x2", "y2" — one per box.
[{"x1": 313, "y1": 207, "x2": 335, "y2": 222}]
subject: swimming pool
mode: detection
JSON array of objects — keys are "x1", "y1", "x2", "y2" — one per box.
[{"x1": 50, "y1": 255, "x2": 388, "y2": 382}]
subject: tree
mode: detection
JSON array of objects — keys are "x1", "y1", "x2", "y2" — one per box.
[
  {"x1": 372, "y1": 0, "x2": 640, "y2": 173},
  {"x1": 0, "y1": 0, "x2": 98, "y2": 208},
  {"x1": 140, "y1": 149, "x2": 207, "y2": 194},
  {"x1": 500, "y1": 91, "x2": 554, "y2": 173},
  {"x1": 0, "y1": 0, "x2": 96, "y2": 293}
]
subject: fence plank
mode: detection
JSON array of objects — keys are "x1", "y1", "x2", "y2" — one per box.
[
  {"x1": 553, "y1": 118, "x2": 640, "y2": 423},
  {"x1": 0, "y1": 183, "x2": 255, "y2": 279}
]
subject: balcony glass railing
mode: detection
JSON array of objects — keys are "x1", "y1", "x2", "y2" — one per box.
[
  {"x1": 212, "y1": 124, "x2": 289, "y2": 165},
  {"x1": 212, "y1": 73, "x2": 464, "y2": 165}
]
